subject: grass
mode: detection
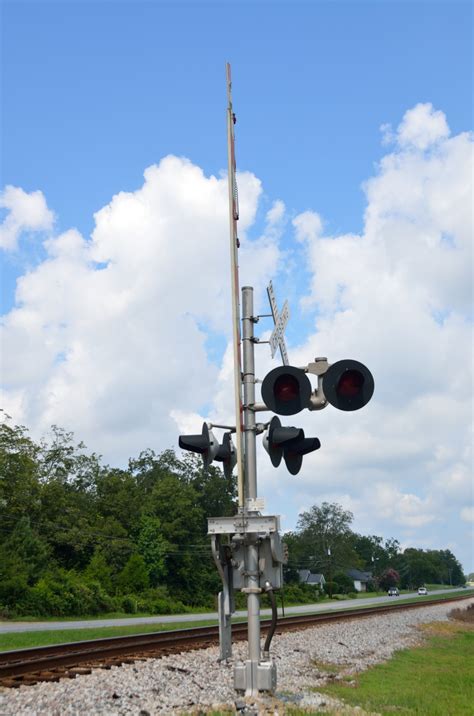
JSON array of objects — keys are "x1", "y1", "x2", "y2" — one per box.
[
  {"x1": 318, "y1": 621, "x2": 474, "y2": 715},
  {"x1": 3, "y1": 611, "x2": 164, "y2": 622},
  {"x1": 425, "y1": 583, "x2": 455, "y2": 591},
  {"x1": 3, "y1": 605, "x2": 217, "y2": 622},
  {"x1": 0, "y1": 619, "x2": 221, "y2": 652}
]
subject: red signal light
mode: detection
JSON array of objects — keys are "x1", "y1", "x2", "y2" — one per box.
[
  {"x1": 337, "y1": 370, "x2": 364, "y2": 398},
  {"x1": 261, "y1": 366, "x2": 312, "y2": 416},
  {"x1": 322, "y1": 359, "x2": 374, "y2": 411},
  {"x1": 274, "y1": 374, "x2": 299, "y2": 402}
]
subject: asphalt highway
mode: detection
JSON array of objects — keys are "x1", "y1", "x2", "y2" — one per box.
[{"x1": 0, "y1": 587, "x2": 469, "y2": 634}]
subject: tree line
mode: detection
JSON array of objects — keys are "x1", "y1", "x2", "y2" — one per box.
[
  {"x1": 0, "y1": 418, "x2": 465, "y2": 618},
  {"x1": 284, "y1": 502, "x2": 465, "y2": 592}
]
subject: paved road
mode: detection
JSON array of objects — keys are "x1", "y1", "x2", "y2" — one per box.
[{"x1": 0, "y1": 587, "x2": 469, "y2": 634}]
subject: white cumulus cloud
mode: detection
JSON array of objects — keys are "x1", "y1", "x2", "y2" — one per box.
[
  {"x1": 396, "y1": 102, "x2": 450, "y2": 150},
  {"x1": 0, "y1": 157, "x2": 268, "y2": 463},
  {"x1": 0, "y1": 186, "x2": 54, "y2": 250}
]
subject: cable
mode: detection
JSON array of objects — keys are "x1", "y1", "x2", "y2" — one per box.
[{"x1": 262, "y1": 581, "x2": 277, "y2": 657}]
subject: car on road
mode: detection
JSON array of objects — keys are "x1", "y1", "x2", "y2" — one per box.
[
  {"x1": 417, "y1": 587, "x2": 428, "y2": 595},
  {"x1": 387, "y1": 588, "x2": 399, "y2": 596}
]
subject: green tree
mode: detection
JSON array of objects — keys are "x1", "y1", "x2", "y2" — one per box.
[
  {"x1": 400, "y1": 548, "x2": 438, "y2": 587},
  {"x1": 293, "y1": 502, "x2": 359, "y2": 578},
  {"x1": 332, "y1": 572, "x2": 355, "y2": 594},
  {"x1": 117, "y1": 553, "x2": 149, "y2": 594},
  {"x1": 0, "y1": 516, "x2": 50, "y2": 583},
  {"x1": 137, "y1": 515, "x2": 169, "y2": 587},
  {"x1": 0, "y1": 417, "x2": 42, "y2": 527},
  {"x1": 95, "y1": 466, "x2": 142, "y2": 533},
  {"x1": 84, "y1": 549, "x2": 114, "y2": 594}
]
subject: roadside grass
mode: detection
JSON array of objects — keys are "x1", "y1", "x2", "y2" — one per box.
[
  {"x1": 317, "y1": 621, "x2": 474, "y2": 716},
  {"x1": 425, "y1": 583, "x2": 454, "y2": 591},
  {"x1": 2, "y1": 611, "x2": 164, "y2": 622},
  {"x1": 2, "y1": 605, "x2": 216, "y2": 622},
  {"x1": 0, "y1": 619, "x2": 223, "y2": 652}
]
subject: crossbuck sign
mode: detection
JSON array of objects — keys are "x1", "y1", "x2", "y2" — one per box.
[{"x1": 267, "y1": 281, "x2": 289, "y2": 366}]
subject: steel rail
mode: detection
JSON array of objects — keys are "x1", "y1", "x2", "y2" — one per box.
[{"x1": 1, "y1": 593, "x2": 471, "y2": 685}]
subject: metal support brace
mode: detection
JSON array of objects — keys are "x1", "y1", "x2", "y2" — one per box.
[{"x1": 211, "y1": 535, "x2": 235, "y2": 661}]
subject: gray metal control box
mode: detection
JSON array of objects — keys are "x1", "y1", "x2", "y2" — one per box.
[{"x1": 234, "y1": 659, "x2": 277, "y2": 692}]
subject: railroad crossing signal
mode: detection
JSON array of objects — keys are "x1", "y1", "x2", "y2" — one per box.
[
  {"x1": 179, "y1": 423, "x2": 236, "y2": 477},
  {"x1": 263, "y1": 416, "x2": 321, "y2": 475},
  {"x1": 177, "y1": 64, "x2": 378, "y2": 697},
  {"x1": 214, "y1": 431, "x2": 237, "y2": 479},
  {"x1": 260, "y1": 359, "x2": 374, "y2": 474}
]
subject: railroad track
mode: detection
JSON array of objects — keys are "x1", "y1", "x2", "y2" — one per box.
[{"x1": 1, "y1": 593, "x2": 472, "y2": 688}]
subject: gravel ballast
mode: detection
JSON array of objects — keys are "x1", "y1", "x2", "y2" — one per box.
[{"x1": 1, "y1": 599, "x2": 471, "y2": 715}]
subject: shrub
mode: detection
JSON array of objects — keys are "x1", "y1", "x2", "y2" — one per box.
[
  {"x1": 281, "y1": 582, "x2": 322, "y2": 605},
  {"x1": 117, "y1": 554, "x2": 149, "y2": 594},
  {"x1": 0, "y1": 604, "x2": 12, "y2": 619},
  {"x1": 15, "y1": 570, "x2": 114, "y2": 617},
  {"x1": 134, "y1": 587, "x2": 189, "y2": 615},
  {"x1": 121, "y1": 596, "x2": 138, "y2": 614},
  {"x1": 0, "y1": 576, "x2": 29, "y2": 608},
  {"x1": 324, "y1": 580, "x2": 339, "y2": 596},
  {"x1": 332, "y1": 573, "x2": 355, "y2": 594}
]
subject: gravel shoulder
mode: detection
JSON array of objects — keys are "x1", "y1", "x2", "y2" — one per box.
[{"x1": 1, "y1": 598, "x2": 472, "y2": 715}]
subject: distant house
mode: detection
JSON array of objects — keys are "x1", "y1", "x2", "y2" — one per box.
[
  {"x1": 298, "y1": 570, "x2": 326, "y2": 588},
  {"x1": 346, "y1": 569, "x2": 372, "y2": 592}
]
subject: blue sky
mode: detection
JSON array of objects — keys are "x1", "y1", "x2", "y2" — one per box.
[
  {"x1": 1, "y1": 1, "x2": 473, "y2": 571},
  {"x1": 2, "y1": 1, "x2": 471, "y2": 310}
]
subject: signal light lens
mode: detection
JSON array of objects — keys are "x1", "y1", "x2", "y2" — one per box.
[
  {"x1": 337, "y1": 370, "x2": 364, "y2": 398},
  {"x1": 261, "y1": 366, "x2": 312, "y2": 415},
  {"x1": 322, "y1": 359, "x2": 374, "y2": 412},
  {"x1": 274, "y1": 374, "x2": 299, "y2": 402}
]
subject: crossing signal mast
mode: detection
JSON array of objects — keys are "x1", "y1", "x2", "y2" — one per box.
[{"x1": 178, "y1": 64, "x2": 375, "y2": 697}]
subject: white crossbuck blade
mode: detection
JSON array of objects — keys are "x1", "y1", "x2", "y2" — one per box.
[{"x1": 267, "y1": 280, "x2": 289, "y2": 365}]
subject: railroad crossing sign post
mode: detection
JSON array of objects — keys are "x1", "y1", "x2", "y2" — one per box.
[
  {"x1": 178, "y1": 64, "x2": 374, "y2": 698},
  {"x1": 224, "y1": 65, "x2": 282, "y2": 696},
  {"x1": 214, "y1": 65, "x2": 287, "y2": 696}
]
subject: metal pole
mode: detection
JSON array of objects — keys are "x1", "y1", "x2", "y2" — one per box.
[
  {"x1": 242, "y1": 287, "x2": 257, "y2": 500},
  {"x1": 242, "y1": 286, "x2": 261, "y2": 695},
  {"x1": 225, "y1": 63, "x2": 245, "y2": 511}
]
